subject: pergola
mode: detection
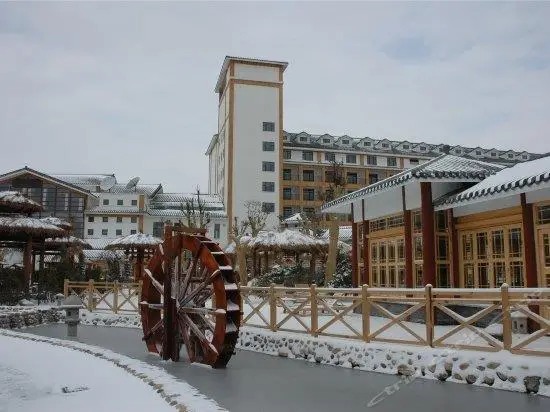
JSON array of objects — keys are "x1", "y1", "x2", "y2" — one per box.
[{"x1": 105, "y1": 233, "x2": 163, "y2": 281}]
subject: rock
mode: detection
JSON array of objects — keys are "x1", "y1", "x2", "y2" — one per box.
[
  {"x1": 427, "y1": 363, "x2": 437, "y2": 374},
  {"x1": 331, "y1": 347, "x2": 341, "y2": 354},
  {"x1": 397, "y1": 364, "x2": 414, "y2": 376},
  {"x1": 385, "y1": 354, "x2": 392, "y2": 361},
  {"x1": 444, "y1": 361, "x2": 454, "y2": 375},
  {"x1": 542, "y1": 377, "x2": 550, "y2": 386},
  {"x1": 466, "y1": 375, "x2": 477, "y2": 384},
  {"x1": 496, "y1": 371, "x2": 508, "y2": 381},
  {"x1": 476, "y1": 365, "x2": 486, "y2": 371},
  {"x1": 524, "y1": 376, "x2": 541, "y2": 394},
  {"x1": 452, "y1": 357, "x2": 459, "y2": 361},
  {"x1": 408, "y1": 358, "x2": 413, "y2": 365},
  {"x1": 437, "y1": 373, "x2": 448, "y2": 381},
  {"x1": 520, "y1": 365, "x2": 529, "y2": 370},
  {"x1": 380, "y1": 363, "x2": 387, "y2": 369},
  {"x1": 483, "y1": 376, "x2": 495, "y2": 386},
  {"x1": 453, "y1": 373, "x2": 464, "y2": 381},
  {"x1": 459, "y1": 362, "x2": 470, "y2": 370},
  {"x1": 508, "y1": 376, "x2": 517, "y2": 384},
  {"x1": 487, "y1": 362, "x2": 500, "y2": 370},
  {"x1": 278, "y1": 348, "x2": 289, "y2": 358}
]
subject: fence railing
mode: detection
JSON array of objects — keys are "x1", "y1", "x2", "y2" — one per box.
[
  {"x1": 64, "y1": 280, "x2": 142, "y2": 313},
  {"x1": 240, "y1": 284, "x2": 550, "y2": 357}
]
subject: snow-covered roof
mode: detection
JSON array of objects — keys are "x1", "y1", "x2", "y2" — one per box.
[
  {"x1": 83, "y1": 249, "x2": 124, "y2": 262},
  {"x1": 40, "y1": 217, "x2": 72, "y2": 230},
  {"x1": 51, "y1": 174, "x2": 115, "y2": 186},
  {"x1": 146, "y1": 209, "x2": 227, "y2": 219},
  {"x1": 320, "y1": 226, "x2": 353, "y2": 242},
  {"x1": 322, "y1": 154, "x2": 503, "y2": 213},
  {"x1": 108, "y1": 183, "x2": 162, "y2": 196},
  {"x1": 45, "y1": 236, "x2": 92, "y2": 249},
  {"x1": 241, "y1": 229, "x2": 328, "y2": 252},
  {"x1": 0, "y1": 168, "x2": 95, "y2": 197},
  {"x1": 87, "y1": 206, "x2": 142, "y2": 215},
  {"x1": 0, "y1": 217, "x2": 65, "y2": 238},
  {"x1": 436, "y1": 155, "x2": 550, "y2": 210},
  {"x1": 0, "y1": 191, "x2": 42, "y2": 214},
  {"x1": 85, "y1": 238, "x2": 115, "y2": 250},
  {"x1": 283, "y1": 213, "x2": 304, "y2": 223},
  {"x1": 105, "y1": 233, "x2": 163, "y2": 250}
]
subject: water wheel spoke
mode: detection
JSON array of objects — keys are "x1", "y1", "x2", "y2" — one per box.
[
  {"x1": 179, "y1": 306, "x2": 224, "y2": 317},
  {"x1": 144, "y1": 268, "x2": 164, "y2": 295},
  {"x1": 181, "y1": 269, "x2": 221, "y2": 307},
  {"x1": 182, "y1": 313, "x2": 219, "y2": 356},
  {"x1": 143, "y1": 319, "x2": 163, "y2": 342},
  {"x1": 178, "y1": 316, "x2": 195, "y2": 362}
]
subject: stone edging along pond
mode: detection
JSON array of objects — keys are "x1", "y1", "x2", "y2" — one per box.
[{"x1": 237, "y1": 327, "x2": 550, "y2": 397}]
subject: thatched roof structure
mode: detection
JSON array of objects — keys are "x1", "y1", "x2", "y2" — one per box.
[
  {"x1": 0, "y1": 217, "x2": 64, "y2": 239},
  {"x1": 45, "y1": 236, "x2": 92, "y2": 249},
  {"x1": 40, "y1": 217, "x2": 72, "y2": 231},
  {"x1": 241, "y1": 229, "x2": 328, "y2": 253},
  {"x1": 0, "y1": 191, "x2": 42, "y2": 214},
  {"x1": 105, "y1": 233, "x2": 163, "y2": 250}
]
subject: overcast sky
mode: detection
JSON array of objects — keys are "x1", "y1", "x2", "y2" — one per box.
[{"x1": 1, "y1": 2, "x2": 549, "y2": 192}]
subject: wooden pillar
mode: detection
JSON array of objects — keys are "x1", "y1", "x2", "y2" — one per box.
[
  {"x1": 402, "y1": 187, "x2": 413, "y2": 288},
  {"x1": 420, "y1": 182, "x2": 436, "y2": 286},
  {"x1": 521, "y1": 193, "x2": 538, "y2": 287},
  {"x1": 351, "y1": 203, "x2": 359, "y2": 287},
  {"x1": 448, "y1": 209, "x2": 460, "y2": 288},
  {"x1": 361, "y1": 199, "x2": 369, "y2": 285},
  {"x1": 23, "y1": 237, "x2": 33, "y2": 288},
  {"x1": 136, "y1": 249, "x2": 144, "y2": 281}
]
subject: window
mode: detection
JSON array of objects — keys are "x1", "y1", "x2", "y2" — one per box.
[
  {"x1": 476, "y1": 150, "x2": 482, "y2": 156},
  {"x1": 263, "y1": 122, "x2": 275, "y2": 132},
  {"x1": 455, "y1": 149, "x2": 462, "y2": 154},
  {"x1": 262, "y1": 202, "x2": 275, "y2": 213},
  {"x1": 382, "y1": 143, "x2": 389, "y2": 148},
  {"x1": 303, "y1": 170, "x2": 314, "y2": 181},
  {"x1": 366, "y1": 155, "x2": 377, "y2": 165},
  {"x1": 347, "y1": 173, "x2": 358, "y2": 184},
  {"x1": 303, "y1": 188, "x2": 315, "y2": 201},
  {"x1": 213, "y1": 223, "x2": 221, "y2": 239},
  {"x1": 87, "y1": 229, "x2": 93, "y2": 236},
  {"x1": 387, "y1": 157, "x2": 397, "y2": 167},
  {"x1": 364, "y1": 141, "x2": 371, "y2": 147},
  {"x1": 262, "y1": 182, "x2": 275, "y2": 192},
  {"x1": 302, "y1": 151, "x2": 313, "y2": 161},
  {"x1": 369, "y1": 174, "x2": 379, "y2": 184},
  {"x1": 325, "y1": 152, "x2": 335, "y2": 162},
  {"x1": 262, "y1": 161, "x2": 275, "y2": 172},
  {"x1": 283, "y1": 188, "x2": 293, "y2": 200},
  {"x1": 283, "y1": 169, "x2": 292, "y2": 180},
  {"x1": 283, "y1": 149, "x2": 291, "y2": 159},
  {"x1": 300, "y1": 136, "x2": 308, "y2": 142},
  {"x1": 323, "y1": 138, "x2": 330, "y2": 144},
  {"x1": 116, "y1": 217, "x2": 123, "y2": 223},
  {"x1": 102, "y1": 229, "x2": 108, "y2": 236},
  {"x1": 409, "y1": 158, "x2": 419, "y2": 165},
  {"x1": 103, "y1": 199, "x2": 109, "y2": 205},
  {"x1": 116, "y1": 229, "x2": 122, "y2": 236},
  {"x1": 88, "y1": 216, "x2": 94, "y2": 223},
  {"x1": 491, "y1": 152, "x2": 497, "y2": 157},
  {"x1": 117, "y1": 199, "x2": 123, "y2": 206},
  {"x1": 508, "y1": 153, "x2": 514, "y2": 159},
  {"x1": 130, "y1": 230, "x2": 137, "y2": 235},
  {"x1": 262, "y1": 141, "x2": 275, "y2": 151},
  {"x1": 153, "y1": 222, "x2": 164, "y2": 238},
  {"x1": 131, "y1": 217, "x2": 137, "y2": 223},
  {"x1": 369, "y1": 214, "x2": 404, "y2": 232},
  {"x1": 131, "y1": 199, "x2": 138, "y2": 206},
  {"x1": 419, "y1": 146, "x2": 426, "y2": 151},
  {"x1": 342, "y1": 139, "x2": 349, "y2": 145},
  {"x1": 522, "y1": 154, "x2": 528, "y2": 160},
  {"x1": 303, "y1": 207, "x2": 315, "y2": 215},
  {"x1": 102, "y1": 216, "x2": 108, "y2": 223},
  {"x1": 537, "y1": 205, "x2": 550, "y2": 224},
  {"x1": 283, "y1": 207, "x2": 293, "y2": 219},
  {"x1": 370, "y1": 238, "x2": 405, "y2": 287},
  {"x1": 346, "y1": 154, "x2": 356, "y2": 164},
  {"x1": 402, "y1": 144, "x2": 410, "y2": 150}
]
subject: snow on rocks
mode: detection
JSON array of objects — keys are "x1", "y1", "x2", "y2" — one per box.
[
  {"x1": 237, "y1": 327, "x2": 550, "y2": 397},
  {"x1": 0, "y1": 329, "x2": 227, "y2": 412},
  {"x1": 0, "y1": 305, "x2": 62, "y2": 329}
]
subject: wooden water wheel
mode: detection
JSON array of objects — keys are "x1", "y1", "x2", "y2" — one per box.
[{"x1": 140, "y1": 225, "x2": 241, "y2": 368}]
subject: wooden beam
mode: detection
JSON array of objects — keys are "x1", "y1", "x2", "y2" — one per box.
[
  {"x1": 361, "y1": 199, "x2": 369, "y2": 285},
  {"x1": 521, "y1": 193, "x2": 538, "y2": 287},
  {"x1": 402, "y1": 187, "x2": 413, "y2": 288},
  {"x1": 351, "y1": 203, "x2": 359, "y2": 287},
  {"x1": 420, "y1": 182, "x2": 436, "y2": 286},
  {"x1": 448, "y1": 209, "x2": 460, "y2": 288}
]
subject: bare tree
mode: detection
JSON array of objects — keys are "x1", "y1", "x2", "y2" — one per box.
[
  {"x1": 181, "y1": 187, "x2": 211, "y2": 229},
  {"x1": 243, "y1": 200, "x2": 269, "y2": 236},
  {"x1": 318, "y1": 159, "x2": 347, "y2": 284}
]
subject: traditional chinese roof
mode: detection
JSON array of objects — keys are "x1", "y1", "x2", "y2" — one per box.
[
  {"x1": 0, "y1": 217, "x2": 65, "y2": 238},
  {"x1": 321, "y1": 155, "x2": 503, "y2": 212},
  {"x1": 241, "y1": 229, "x2": 328, "y2": 253},
  {"x1": 0, "y1": 191, "x2": 42, "y2": 214},
  {"x1": 436, "y1": 155, "x2": 550, "y2": 210},
  {"x1": 319, "y1": 226, "x2": 353, "y2": 242},
  {"x1": 45, "y1": 236, "x2": 92, "y2": 249},
  {"x1": 105, "y1": 233, "x2": 163, "y2": 250},
  {"x1": 40, "y1": 217, "x2": 72, "y2": 231}
]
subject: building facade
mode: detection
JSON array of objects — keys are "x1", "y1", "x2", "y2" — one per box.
[{"x1": 207, "y1": 56, "x2": 539, "y2": 244}]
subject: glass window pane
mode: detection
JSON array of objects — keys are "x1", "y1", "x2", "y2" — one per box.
[
  {"x1": 415, "y1": 265, "x2": 423, "y2": 287},
  {"x1": 414, "y1": 236, "x2": 423, "y2": 260},
  {"x1": 478, "y1": 263, "x2": 489, "y2": 287},
  {"x1": 511, "y1": 263, "x2": 524, "y2": 287},
  {"x1": 492, "y1": 230, "x2": 504, "y2": 259},
  {"x1": 437, "y1": 264, "x2": 450, "y2": 288},
  {"x1": 494, "y1": 262, "x2": 506, "y2": 286},
  {"x1": 437, "y1": 236, "x2": 448, "y2": 260},
  {"x1": 476, "y1": 232, "x2": 487, "y2": 260},
  {"x1": 464, "y1": 264, "x2": 474, "y2": 287},
  {"x1": 463, "y1": 234, "x2": 473, "y2": 260},
  {"x1": 397, "y1": 267, "x2": 406, "y2": 287},
  {"x1": 509, "y1": 228, "x2": 522, "y2": 258}
]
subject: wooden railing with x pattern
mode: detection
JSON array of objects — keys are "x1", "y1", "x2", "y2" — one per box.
[
  {"x1": 64, "y1": 280, "x2": 142, "y2": 313},
  {"x1": 240, "y1": 284, "x2": 550, "y2": 357}
]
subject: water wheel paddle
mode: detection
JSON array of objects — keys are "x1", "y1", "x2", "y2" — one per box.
[{"x1": 140, "y1": 225, "x2": 241, "y2": 368}]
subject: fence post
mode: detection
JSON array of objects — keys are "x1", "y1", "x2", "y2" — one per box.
[
  {"x1": 269, "y1": 283, "x2": 277, "y2": 332},
  {"x1": 63, "y1": 279, "x2": 69, "y2": 297},
  {"x1": 425, "y1": 284, "x2": 433, "y2": 347},
  {"x1": 88, "y1": 279, "x2": 94, "y2": 311},
  {"x1": 310, "y1": 284, "x2": 318, "y2": 337},
  {"x1": 113, "y1": 281, "x2": 119, "y2": 314},
  {"x1": 362, "y1": 284, "x2": 370, "y2": 342},
  {"x1": 501, "y1": 283, "x2": 512, "y2": 351}
]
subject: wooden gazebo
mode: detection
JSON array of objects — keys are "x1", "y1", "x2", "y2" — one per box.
[{"x1": 106, "y1": 233, "x2": 163, "y2": 281}]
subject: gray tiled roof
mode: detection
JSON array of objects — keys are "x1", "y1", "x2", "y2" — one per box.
[
  {"x1": 86, "y1": 206, "x2": 142, "y2": 214},
  {"x1": 150, "y1": 192, "x2": 225, "y2": 212},
  {"x1": 147, "y1": 208, "x2": 227, "y2": 219},
  {"x1": 436, "y1": 155, "x2": 550, "y2": 209},
  {"x1": 52, "y1": 174, "x2": 115, "y2": 186},
  {"x1": 108, "y1": 183, "x2": 162, "y2": 196},
  {"x1": 321, "y1": 155, "x2": 503, "y2": 212}
]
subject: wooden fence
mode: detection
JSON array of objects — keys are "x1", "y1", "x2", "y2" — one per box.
[
  {"x1": 64, "y1": 280, "x2": 142, "y2": 313},
  {"x1": 241, "y1": 284, "x2": 550, "y2": 357}
]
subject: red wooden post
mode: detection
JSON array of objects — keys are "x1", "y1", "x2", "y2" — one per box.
[
  {"x1": 448, "y1": 209, "x2": 460, "y2": 288},
  {"x1": 521, "y1": 193, "x2": 538, "y2": 287},
  {"x1": 351, "y1": 203, "x2": 359, "y2": 287},
  {"x1": 402, "y1": 187, "x2": 413, "y2": 287},
  {"x1": 362, "y1": 199, "x2": 369, "y2": 285},
  {"x1": 420, "y1": 182, "x2": 436, "y2": 286}
]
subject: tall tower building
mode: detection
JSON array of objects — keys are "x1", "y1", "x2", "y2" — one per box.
[{"x1": 206, "y1": 56, "x2": 288, "y2": 239}]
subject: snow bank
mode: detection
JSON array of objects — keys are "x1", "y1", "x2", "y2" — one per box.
[
  {"x1": 0, "y1": 329, "x2": 227, "y2": 412},
  {"x1": 237, "y1": 327, "x2": 550, "y2": 397}
]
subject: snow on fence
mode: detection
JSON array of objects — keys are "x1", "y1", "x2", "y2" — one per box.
[
  {"x1": 64, "y1": 280, "x2": 141, "y2": 313},
  {"x1": 240, "y1": 284, "x2": 550, "y2": 357}
]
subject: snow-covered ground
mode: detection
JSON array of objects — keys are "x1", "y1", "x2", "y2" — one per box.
[{"x1": 0, "y1": 330, "x2": 226, "y2": 412}]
